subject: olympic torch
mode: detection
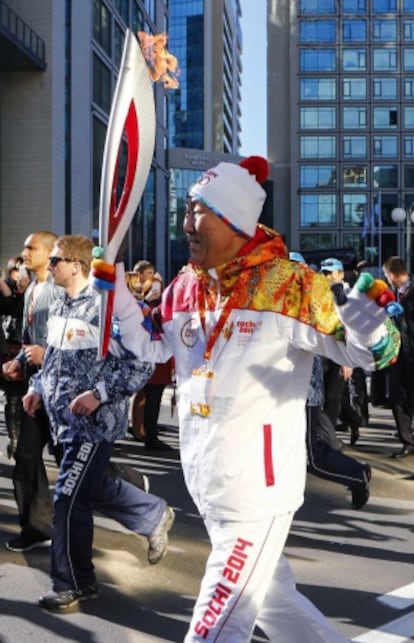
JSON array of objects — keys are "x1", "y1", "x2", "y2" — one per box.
[{"x1": 96, "y1": 29, "x2": 156, "y2": 358}]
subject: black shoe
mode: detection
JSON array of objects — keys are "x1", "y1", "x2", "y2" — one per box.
[
  {"x1": 350, "y1": 425, "x2": 360, "y2": 446},
  {"x1": 145, "y1": 438, "x2": 174, "y2": 451},
  {"x1": 5, "y1": 534, "x2": 51, "y2": 552},
  {"x1": 350, "y1": 464, "x2": 371, "y2": 510},
  {"x1": 39, "y1": 585, "x2": 98, "y2": 613},
  {"x1": 148, "y1": 507, "x2": 175, "y2": 564},
  {"x1": 391, "y1": 446, "x2": 414, "y2": 459}
]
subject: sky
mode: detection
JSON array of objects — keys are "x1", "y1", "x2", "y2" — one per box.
[{"x1": 239, "y1": 0, "x2": 267, "y2": 157}]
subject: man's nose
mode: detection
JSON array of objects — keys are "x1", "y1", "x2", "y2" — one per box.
[{"x1": 183, "y1": 212, "x2": 195, "y2": 232}]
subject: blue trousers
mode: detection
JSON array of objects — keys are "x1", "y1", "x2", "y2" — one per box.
[{"x1": 51, "y1": 439, "x2": 166, "y2": 591}]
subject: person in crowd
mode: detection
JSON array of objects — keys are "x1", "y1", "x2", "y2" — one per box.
[
  {"x1": 23, "y1": 234, "x2": 174, "y2": 613},
  {"x1": 320, "y1": 257, "x2": 364, "y2": 445},
  {"x1": 306, "y1": 355, "x2": 371, "y2": 509},
  {"x1": 2, "y1": 231, "x2": 63, "y2": 552},
  {"x1": 128, "y1": 260, "x2": 174, "y2": 451},
  {"x1": 93, "y1": 155, "x2": 399, "y2": 642},
  {"x1": 0, "y1": 257, "x2": 30, "y2": 458},
  {"x1": 383, "y1": 255, "x2": 414, "y2": 458}
]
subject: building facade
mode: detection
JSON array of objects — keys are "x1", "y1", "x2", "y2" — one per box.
[{"x1": 268, "y1": 0, "x2": 414, "y2": 271}]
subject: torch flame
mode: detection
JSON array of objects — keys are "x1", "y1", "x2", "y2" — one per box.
[{"x1": 138, "y1": 32, "x2": 180, "y2": 89}]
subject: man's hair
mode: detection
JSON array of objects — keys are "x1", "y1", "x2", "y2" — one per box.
[
  {"x1": 383, "y1": 256, "x2": 408, "y2": 276},
  {"x1": 55, "y1": 235, "x2": 93, "y2": 277},
  {"x1": 34, "y1": 231, "x2": 58, "y2": 251},
  {"x1": 133, "y1": 259, "x2": 154, "y2": 274}
]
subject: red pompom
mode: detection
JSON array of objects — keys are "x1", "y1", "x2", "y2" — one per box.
[
  {"x1": 239, "y1": 155, "x2": 269, "y2": 184},
  {"x1": 376, "y1": 290, "x2": 395, "y2": 307}
]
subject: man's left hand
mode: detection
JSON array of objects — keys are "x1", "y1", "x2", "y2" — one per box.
[{"x1": 69, "y1": 391, "x2": 101, "y2": 416}]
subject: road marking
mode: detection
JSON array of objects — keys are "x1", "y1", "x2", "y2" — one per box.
[
  {"x1": 352, "y1": 611, "x2": 414, "y2": 642},
  {"x1": 378, "y1": 583, "x2": 414, "y2": 610}
]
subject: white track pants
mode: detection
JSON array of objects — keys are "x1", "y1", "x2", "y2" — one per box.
[{"x1": 184, "y1": 513, "x2": 348, "y2": 643}]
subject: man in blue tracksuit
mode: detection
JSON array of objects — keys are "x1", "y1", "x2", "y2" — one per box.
[{"x1": 23, "y1": 234, "x2": 175, "y2": 613}]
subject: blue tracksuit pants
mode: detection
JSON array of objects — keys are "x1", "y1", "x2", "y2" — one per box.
[{"x1": 51, "y1": 439, "x2": 166, "y2": 591}]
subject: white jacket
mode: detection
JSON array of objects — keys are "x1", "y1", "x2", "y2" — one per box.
[{"x1": 116, "y1": 227, "x2": 399, "y2": 521}]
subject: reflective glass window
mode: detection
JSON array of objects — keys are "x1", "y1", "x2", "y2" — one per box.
[
  {"x1": 373, "y1": 0, "x2": 397, "y2": 11},
  {"x1": 93, "y1": 0, "x2": 111, "y2": 56},
  {"x1": 373, "y1": 136, "x2": 398, "y2": 157},
  {"x1": 373, "y1": 106, "x2": 398, "y2": 128},
  {"x1": 404, "y1": 106, "x2": 414, "y2": 127},
  {"x1": 93, "y1": 54, "x2": 111, "y2": 113},
  {"x1": 114, "y1": 22, "x2": 124, "y2": 67},
  {"x1": 343, "y1": 20, "x2": 366, "y2": 42},
  {"x1": 373, "y1": 48, "x2": 397, "y2": 70},
  {"x1": 300, "y1": 20, "x2": 336, "y2": 42},
  {"x1": 373, "y1": 19, "x2": 397, "y2": 42},
  {"x1": 342, "y1": 106, "x2": 367, "y2": 128},
  {"x1": 343, "y1": 193, "x2": 367, "y2": 225},
  {"x1": 300, "y1": 233, "x2": 337, "y2": 250},
  {"x1": 300, "y1": 194, "x2": 337, "y2": 226},
  {"x1": 343, "y1": 78, "x2": 366, "y2": 99},
  {"x1": 300, "y1": 107, "x2": 336, "y2": 129},
  {"x1": 300, "y1": 49, "x2": 337, "y2": 71},
  {"x1": 300, "y1": 78, "x2": 336, "y2": 100},
  {"x1": 373, "y1": 165, "x2": 398, "y2": 188},
  {"x1": 131, "y1": 0, "x2": 144, "y2": 31},
  {"x1": 342, "y1": 48, "x2": 366, "y2": 70},
  {"x1": 404, "y1": 78, "x2": 414, "y2": 98},
  {"x1": 405, "y1": 136, "x2": 414, "y2": 156},
  {"x1": 343, "y1": 135, "x2": 367, "y2": 158},
  {"x1": 300, "y1": 165, "x2": 337, "y2": 188},
  {"x1": 343, "y1": 166, "x2": 367, "y2": 187},
  {"x1": 373, "y1": 77, "x2": 397, "y2": 99},
  {"x1": 114, "y1": 0, "x2": 129, "y2": 23},
  {"x1": 404, "y1": 49, "x2": 414, "y2": 71},
  {"x1": 342, "y1": 0, "x2": 366, "y2": 13},
  {"x1": 404, "y1": 0, "x2": 414, "y2": 12},
  {"x1": 299, "y1": 0, "x2": 336, "y2": 12},
  {"x1": 403, "y1": 20, "x2": 414, "y2": 41},
  {"x1": 300, "y1": 136, "x2": 336, "y2": 158},
  {"x1": 405, "y1": 166, "x2": 414, "y2": 186}
]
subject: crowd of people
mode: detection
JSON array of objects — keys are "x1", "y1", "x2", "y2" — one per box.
[{"x1": 0, "y1": 153, "x2": 408, "y2": 641}]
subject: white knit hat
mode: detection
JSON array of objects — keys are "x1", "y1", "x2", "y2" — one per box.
[{"x1": 188, "y1": 156, "x2": 269, "y2": 238}]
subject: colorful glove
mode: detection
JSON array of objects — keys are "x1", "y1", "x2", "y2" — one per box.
[
  {"x1": 331, "y1": 273, "x2": 403, "y2": 343},
  {"x1": 90, "y1": 246, "x2": 116, "y2": 290}
]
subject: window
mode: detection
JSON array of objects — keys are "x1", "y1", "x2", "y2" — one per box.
[
  {"x1": 300, "y1": 20, "x2": 336, "y2": 42},
  {"x1": 343, "y1": 194, "x2": 367, "y2": 225},
  {"x1": 300, "y1": 233, "x2": 337, "y2": 250},
  {"x1": 373, "y1": 165, "x2": 398, "y2": 187},
  {"x1": 404, "y1": 0, "x2": 414, "y2": 12},
  {"x1": 404, "y1": 78, "x2": 414, "y2": 98},
  {"x1": 342, "y1": 0, "x2": 366, "y2": 13},
  {"x1": 373, "y1": 19, "x2": 397, "y2": 42},
  {"x1": 114, "y1": 22, "x2": 124, "y2": 67},
  {"x1": 300, "y1": 194, "x2": 337, "y2": 226},
  {"x1": 373, "y1": 0, "x2": 397, "y2": 11},
  {"x1": 373, "y1": 106, "x2": 398, "y2": 128},
  {"x1": 114, "y1": 0, "x2": 129, "y2": 23},
  {"x1": 405, "y1": 166, "x2": 414, "y2": 187},
  {"x1": 343, "y1": 78, "x2": 366, "y2": 100},
  {"x1": 373, "y1": 135, "x2": 398, "y2": 157},
  {"x1": 93, "y1": 0, "x2": 111, "y2": 56},
  {"x1": 373, "y1": 77, "x2": 397, "y2": 100},
  {"x1": 300, "y1": 165, "x2": 337, "y2": 188},
  {"x1": 300, "y1": 49, "x2": 336, "y2": 71},
  {"x1": 93, "y1": 54, "x2": 111, "y2": 113},
  {"x1": 300, "y1": 78, "x2": 336, "y2": 100},
  {"x1": 300, "y1": 107, "x2": 336, "y2": 129},
  {"x1": 404, "y1": 106, "x2": 414, "y2": 127},
  {"x1": 343, "y1": 106, "x2": 367, "y2": 128},
  {"x1": 404, "y1": 49, "x2": 414, "y2": 71},
  {"x1": 343, "y1": 135, "x2": 367, "y2": 158},
  {"x1": 131, "y1": 0, "x2": 144, "y2": 31},
  {"x1": 342, "y1": 20, "x2": 366, "y2": 42},
  {"x1": 343, "y1": 165, "x2": 367, "y2": 187},
  {"x1": 342, "y1": 48, "x2": 366, "y2": 71},
  {"x1": 373, "y1": 48, "x2": 397, "y2": 71},
  {"x1": 299, "y1": 0, "x2": 336, "y2": 12},
  {"x1": 404, "y1": 135, "x2": 414, "y2": 156},
  {"x1": 403, "y1": 19, "x2": 414, "y2": 41},
  {"x1": 300, "y1": 136, "x2": 336, "y2": 158}
]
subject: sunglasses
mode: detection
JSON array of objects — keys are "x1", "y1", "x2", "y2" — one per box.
[{"x1": 48, "y1": 256, "x2": 78, "y2": 267}]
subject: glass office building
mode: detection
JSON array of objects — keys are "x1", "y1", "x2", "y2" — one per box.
[{"x1": 268, "y1": 0, "x2": 414, "y2": 271}]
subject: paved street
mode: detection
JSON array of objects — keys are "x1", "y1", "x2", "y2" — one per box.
[{"x1": 0, "y1": 389, "x2": 413, "y2": 642}]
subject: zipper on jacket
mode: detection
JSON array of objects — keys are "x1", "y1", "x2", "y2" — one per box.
[{"x1": 263, "y1": 424, "x2": 275, "y2": 486}]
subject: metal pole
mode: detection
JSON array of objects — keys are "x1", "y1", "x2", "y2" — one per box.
[{"x1": 407, "y1": 207, "x2": 412, "y2": 272}]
